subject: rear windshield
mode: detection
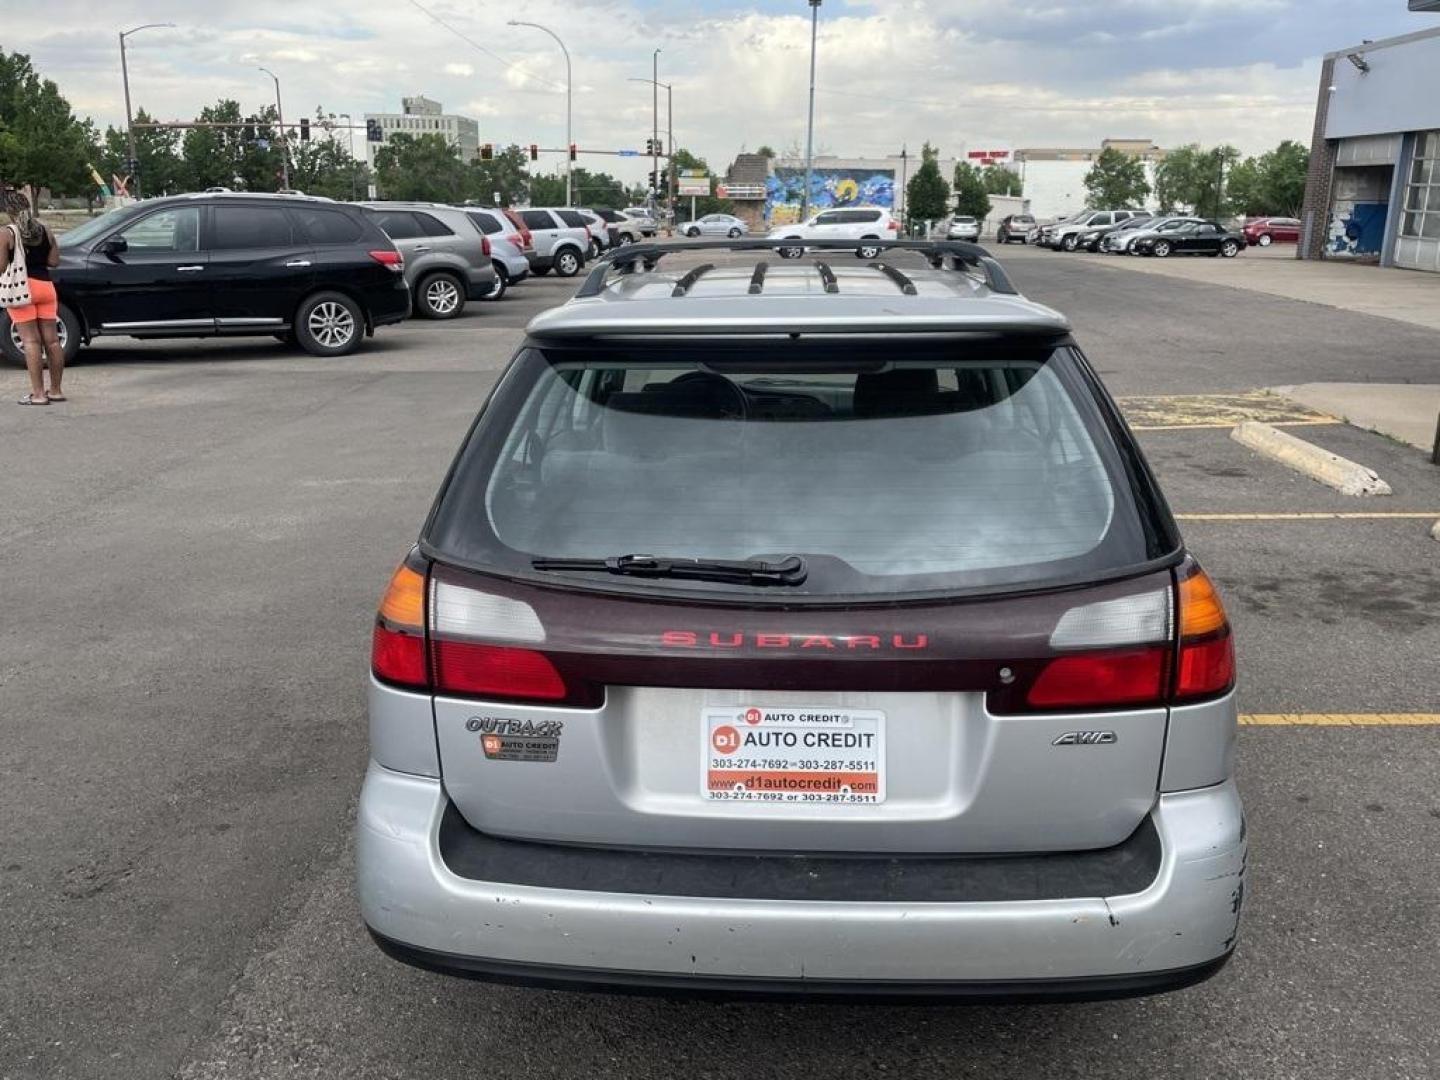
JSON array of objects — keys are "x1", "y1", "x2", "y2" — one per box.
[{"x1": 425, "y1": 342, "x2": 1165, "y2": 600}]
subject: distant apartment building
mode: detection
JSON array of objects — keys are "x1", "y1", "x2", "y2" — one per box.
[
  {"x1": 1016, "y1": 139, "x2": 1168, "y2": 219},
  {"x1": 364, "y1": 95, "x2": 481, "y2": 167}
]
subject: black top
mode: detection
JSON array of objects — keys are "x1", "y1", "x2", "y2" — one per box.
[{"x1": 22, "y1": 227, "x2": 53, "y2": 282}]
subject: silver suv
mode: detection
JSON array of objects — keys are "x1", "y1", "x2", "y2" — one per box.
[
  {"x1": 359, "y1": 238, "x2": 1245, "y2": 1000},
  {"x1": 514, "y1": 209, "x2": 591, "y2": 278},
  {"x1": 360, "y1": 203, "x2": 497, "y2": 319}
]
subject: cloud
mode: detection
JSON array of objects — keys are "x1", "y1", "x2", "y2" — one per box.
[{"x1": 2, "y1": 0, "x2": 1425, "y2": 188}]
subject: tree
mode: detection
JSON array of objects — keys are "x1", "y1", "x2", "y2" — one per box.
[
  {"x1": 1154, "y1": 144, "x2": 1239, "y2": 218},
  {"x1": 374, "y1": 133, "x2": 468, "y2": 202},
  {"x1": 98, "y1": 108, "x2": 184, "y2": 196},
  {"x1": 1257, "y1": 140, "x2": 1309, "y2": 216},
  {"x1": 0, "y1": 50, "x2": 98, "y2": 198},
  {"x1": 291, "y1": 137, "x2": 369, "y2": 201},
  {"x1": 180, "y1": 100, "x2": 286, "y2": 192},
  {"x1": 467, "y1": 144, "x2": 530, "y2": 206},
  {"x1": 907, "y1": 143, "x2": 951, "y2": 224},
  {"x1": 1224, "y1": 156, "x2": 1265, "y2": 217},
  {"x1": 982, "y1": 165, "x2": 1022, "y2": 197},
  {"x1": 1083, "y1": 147, "x2": 1150, "y2": 209},
  {"x1": 755, "y1": 145, "x2": 776, "y2": 159},
  {"x1": 950, "y1": 160, "x2": 990, "y2": 221}
]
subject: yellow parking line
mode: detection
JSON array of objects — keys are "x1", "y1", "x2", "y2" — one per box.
[
  {"x1": 1241, "y1": 714, "x2": 1440, "y2": 726},
  {"x1": 1176, "y1": 512, "x2": 1440, "y2": 521}
]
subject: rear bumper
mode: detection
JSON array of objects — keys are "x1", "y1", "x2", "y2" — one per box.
[
  {"x1": 357, "y1": 764, "x2": 1246, "y2": 997},
  {"x1": 367, "y1": 280, "x2": 412, "y2": 327}
]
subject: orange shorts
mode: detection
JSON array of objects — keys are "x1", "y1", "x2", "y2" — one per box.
[{"x1": 9, "y1": 278, "x2": 57, "y2": 324}]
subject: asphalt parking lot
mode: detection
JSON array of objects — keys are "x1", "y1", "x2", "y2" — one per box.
[{"x1": 2, "y1": 244, "x2": 1438, "y2": 1080}]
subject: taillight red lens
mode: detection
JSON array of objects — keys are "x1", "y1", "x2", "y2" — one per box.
[
  {"x1": 1026, "y1": 646, "x2": 1169, "y2": 710},
  {"x1": 481, "y1": 235, "x2": 491, "y2": 257},
  {"x1": 1176, "y1": 632, "x2": 1235, "y2": 698},
  {"x1": 432, "y1": 641, "x2": 568, "y2": 701},
  {"x1": 372, "y1": 624, "x2": 428, "y2": 688},
  {"x1": 369, "y1": 249, "x2": 404, "y2": 272},
  {"x1": 887, "y1": 220, "x2": 900, "y2": 231}
]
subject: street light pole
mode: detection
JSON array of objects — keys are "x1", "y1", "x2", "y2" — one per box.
[
  {"x1": 630, "y1": 78, "x2": 674, "y2": 219},
  {"x1": 802, "y1": 0, "x2": 822, "y2": 220},
  {"x1": 507, "y1": 21, "x2": 572, "y2": 205},
  {"x1": 258, "y1": 66, "x2": 290, "y2": 190},
  {"x1": 118, "y1": 22, "x2": 175, "y2": 199},
  {"x1": 339, "y1": 112, "x2": 357, "y2": 201},
  {"x1": 652, "y1": 49, "x2": 661, "y2": 224}
]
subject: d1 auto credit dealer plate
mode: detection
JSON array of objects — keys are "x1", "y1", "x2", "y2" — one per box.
[{"x1": 702, "y1": 705, "x2": 886, "y2": 805}]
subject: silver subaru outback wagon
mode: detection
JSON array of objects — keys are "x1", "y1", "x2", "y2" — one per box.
[{"x1": 357, "y1": 239, "x2": 1245, "y2": 1001}]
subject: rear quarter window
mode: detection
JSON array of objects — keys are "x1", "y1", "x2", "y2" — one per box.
[
  {"x1": 293, "y1": 206, "x2": 365, "y2": 244},
  {"x1": 425, "y1": 342, "x2": 1172, "y2": 601}
]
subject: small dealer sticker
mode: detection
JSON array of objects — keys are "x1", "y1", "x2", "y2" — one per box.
[
  {"x1": 467, "y1": 716, "x2": 563, "y2": 763},
  {"x1": 702, "y1": 706, "x2": 885, "y2": 804}
]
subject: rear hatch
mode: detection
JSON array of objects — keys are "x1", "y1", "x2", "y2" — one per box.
[{"x1": 408, "y1": 337, "x2": 1201, "y2": 855}]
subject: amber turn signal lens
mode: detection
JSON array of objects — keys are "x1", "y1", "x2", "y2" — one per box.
[
  {"x1": 1179, "y1": 570, "x2": 1227, "y2": 638},
  {"x1": 379, "y1": 564, "x2": 425, "y2": 630}
]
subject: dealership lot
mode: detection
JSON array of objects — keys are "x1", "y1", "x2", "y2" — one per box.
[{"x1": 2, "y1": 245, "x2": 1438, "y2": 1079}]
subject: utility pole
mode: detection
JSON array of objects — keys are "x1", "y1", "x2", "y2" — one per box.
[
  {"x1": 119, "y1": 22, "x2": 175, "y2": 199},
  {"x1": 900, "y1": 145, "x2": 908, "y2": 233},
  {"x1": 339, "y1": 112, "x2": 357, "y2": 201},
  {"x1": 508, "y1": 22, "x2": 572, "y2": 205},
  {"x1": 802, "y1": 0, "x2": 822, "y2": 220},
  {"x1": 258, "y1": 67, "x2": 290, "y2": 189},
  {"x1": 630, "y1": 78, "x2": 674, "y2": 221},
  {"x1": 652, "y1": 48, "x2": 661, "y2": 226}
]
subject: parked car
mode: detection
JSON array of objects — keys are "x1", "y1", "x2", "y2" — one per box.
[
  {"x1": 359, "y1": 236, "x2": 1245, "y2": 1000},
  {"x1": 1032, "y1": 214, "x2": 1082, "y2": 247},
  {"x1": 1048, "y1": 210, "x2": 1147, "y2": 252},
  {"x1": 461, "y1": 207, "x2": 532, "y2": 302},
  {"x1": 2, "y1": 191, "x2": 408, "y2": 364},
  {"x1": 591, "y1": 208, "x2": 644, "y2": 247},
  {"x1": 623, "y1": 207, "x2": 659, "y2": 236},
  {"x1": 514, "y1": 209, "x2": 591, "y2": 277},
  {"x1": 681, "y1": 213, "x2": 750, "y2": 238},
  {"x1": 1103, "y1": 216, "x2": 1203, "y2": 255},
  {"x1": 1132, "y1": 220, "x2": 1246, "y2": 258},
  {"x1": 996, "y1": 214, "x2": 1035, "y2": 244},
  {"x1": 1075, "y1": 213, "x2": 1155, "y2": 252},
  {"x1": 1242, "y1": 217, "x2": 1301, "y2": 247},
  {"x1": 942, "y1": 215, "x2": 981, "y2": 242},
  {"x1": 571, "y1": 209, "x2": 611, "y2": 257},
  {"x1": 772, "y1": 207, "x2": 900, "y2": 259},
  {"x1": 360, "y1": 202, "x2": 496, "y2": 320}
]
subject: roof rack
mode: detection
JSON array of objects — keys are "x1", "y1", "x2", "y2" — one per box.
[{"x1": 574, "y1": 238, "x2": 1018, "y2": 299}]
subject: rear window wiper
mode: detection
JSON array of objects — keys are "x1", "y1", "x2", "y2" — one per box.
[{"x1": 531, "y1": 553, "x2": 807, "y2": 587}]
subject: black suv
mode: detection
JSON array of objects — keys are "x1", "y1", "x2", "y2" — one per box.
[{"x1": 1, "y1": 193, "x2": 410, "y2": 365}]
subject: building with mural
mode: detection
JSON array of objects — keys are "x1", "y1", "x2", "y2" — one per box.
[
  {"x1": 1299, "y1": 9, "x2": 1440, "y2": 271},
  {"x1": 764, "y1": 154, "x2": 966, "y2": 226}
]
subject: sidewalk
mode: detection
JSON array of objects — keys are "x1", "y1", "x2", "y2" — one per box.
[
  {"x1": 1275, "y1": 382, "x2": 1440, "y2": 453},
  {"x1": 1082, "y1": 246, "x2": 1440, "y2": 333}
]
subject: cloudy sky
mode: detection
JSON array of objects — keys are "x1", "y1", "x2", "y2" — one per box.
[{"x1": 4, "y1": 0, "x2": 1429, "y2": 185}]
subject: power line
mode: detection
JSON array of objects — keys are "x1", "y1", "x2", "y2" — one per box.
[
  {"x1": 403, "y1": 0, "x2": 568, "y2": 92},
  {"x1": 814, "y1": 86, "x2": 1311, "y2": 114}
]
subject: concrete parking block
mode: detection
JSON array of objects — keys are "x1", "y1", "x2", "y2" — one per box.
[{"x1": 1231, "y1": 421, "x2": 1393, "y2": 496}]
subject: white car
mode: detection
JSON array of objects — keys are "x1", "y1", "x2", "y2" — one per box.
[
  {"x1": 682, "y1": 214, "x2": 749, "y2": 238},
  {"x1": 943, "y1": 215, "x2": 981, "y2": 242},
  {"x1": 772, "y1": 207, "x2": 900, "y2": 259},
  {"x1": 623, "y1": 207, "x2": 659, "y2": 236},
  {"x1": 1048, "y1": 210, "x2": 1146, "y2": 252}
]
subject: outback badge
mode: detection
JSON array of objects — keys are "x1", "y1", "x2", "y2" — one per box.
[{"x1": 1052, "y1": 731, "x2": 1118, "y2": 746}]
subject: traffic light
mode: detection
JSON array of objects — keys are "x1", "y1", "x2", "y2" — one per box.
[
  {"x1": 243, "y1": 117, "x2": 256, "y2": 142},
  {"x1": 568, "y1": 143, "x2": 577, "y2": 162},
  {"x1": 299, "y1": 117, "x2": 310, "y2": 142},
  {"x1": 654, "y1": 138, "x2": 663, "y2": 155},
  {"x1": 645, "y1": 138, "x2": 654, "y2": 155},
  {"x1": 126, "y1": 157, "x2": 140, "y2": 177},
  {"x1": 480, "y1": 144, "x2": 493, "y2": 161},
  {"x1": 529, "y1": 144, "x2": 538, "y2": 162}
]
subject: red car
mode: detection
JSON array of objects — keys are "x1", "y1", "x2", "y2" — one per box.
[{"x1": 1242, "y1": 217, "x2": 1301, "y2": 246}]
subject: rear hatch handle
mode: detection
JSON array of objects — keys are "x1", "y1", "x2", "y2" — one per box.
[{"x1": 532, "y1": 553, "x2": 807, "y2": 587}]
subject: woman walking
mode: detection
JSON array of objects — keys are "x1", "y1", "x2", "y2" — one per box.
[{"x1": 1, "y1": 188, "x2": 65, "y2": 405}]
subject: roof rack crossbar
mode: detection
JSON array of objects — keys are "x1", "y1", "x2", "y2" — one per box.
[
  {"x1": 580, "y1": 238, "x2": 1018, "y2": 298},
  {"x1": 748, "y1": 261, "x2": 768, "y2": 295},
  {"x1": 671, "y1": 263, "x2": 716, "y2": 297},
  {"x1": 812, "y1": 261, "x2": 839, "y2": 294},
  {"x1": 869, "y1": 261, "x2": 917, "y2": 295}
]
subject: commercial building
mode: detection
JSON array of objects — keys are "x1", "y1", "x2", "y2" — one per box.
[
  {"x1": 1015, "y1": 139, "x2": 1168, "y2": 219},
  {"x1": 1299, "y1": 15, "x2": 1440, "y2": 271},
  {"x1": 764, "y1": 153, "x2": 967, "y2": 226},
  {"x1": 364, "y1": 95, "x2": 481, "y2": 166}
]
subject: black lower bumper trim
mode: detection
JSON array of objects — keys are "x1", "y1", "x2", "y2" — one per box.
[{"x1": 369, "y1": 929, "x2": 1231, "y2": 1003}]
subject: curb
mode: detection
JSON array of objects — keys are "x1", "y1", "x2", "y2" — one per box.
[{"x1": 1230, "y1": 421, "x2": 1392, "y2": 496}]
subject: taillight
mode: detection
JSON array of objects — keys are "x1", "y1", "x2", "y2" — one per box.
[
  {"x1": 369, "y1": 249, "x2": 404, "y2": 272},
  {"x1": 1173, "y1": 565, "x2": 1235, "y2": 701},
  {"x1": 432, "y1": 641, "x2": 567, "y2": 700},
  {"x1": 887, "y1": 219, "x2": 900, "y2": 231},
  {"x1": 371, "y1": 561, "x2": 428, "y2": 689},
  {"x1": 481, "y1": 235, "x2": 491, "y2": 257}
]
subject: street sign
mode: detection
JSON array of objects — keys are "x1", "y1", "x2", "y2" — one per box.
[
  {"x1": 618, "y1": 149, "x2": 639, "y2": 157},
  {"x1": 678, "y1": 174, "x2": 710, "y2": 197}
]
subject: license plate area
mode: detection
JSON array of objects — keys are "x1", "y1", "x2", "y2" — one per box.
[{"x1": 702, "y1": 705, "x2": 886, "y2": 805}]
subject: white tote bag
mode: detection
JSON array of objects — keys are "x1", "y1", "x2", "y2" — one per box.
[{"x1": 0, "y1": 224, "x2": 32, "y2": 309}]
